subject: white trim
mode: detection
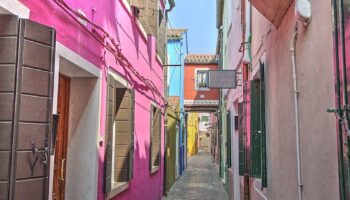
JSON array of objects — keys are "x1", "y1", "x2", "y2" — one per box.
[
  {"x1": 254, "y1": 179, "x2": 268, "y2": 200},
  {"x1": 50, "y1": 42, "x2": 101, "y2": 200},
  {"x1": 0, "y1": 0, "x2": 30, "y2": 18},
  {"x1": 194, "y1": 68, "x2": 210, "y2": 91},
  {"x1": 156, "y1": 54, "x2": 163, "y2": 65},
  {"x1": 184, "y1": 100, "x2": 219, "y2": 105},
  {"x1": 108, "y1": 70, "x2": 131, "y2": 89},
  {"x1": 56, "y1": 42, "x2": 100, "y2": 77},
  {"x1": 121, "y1": 0, "x2": 132, "y2": 15},
  {"x1": 135, "y1": 18, "x2": 149, "y2": 41}
]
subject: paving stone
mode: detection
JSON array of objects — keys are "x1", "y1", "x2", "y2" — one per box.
[{"x1": 163, "y1": 152, "x2": 229, "y2": 200}]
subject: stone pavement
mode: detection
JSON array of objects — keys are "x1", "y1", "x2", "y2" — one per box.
[{"x1": 163, "y1": 151, "x2": 229, "y2": 200}]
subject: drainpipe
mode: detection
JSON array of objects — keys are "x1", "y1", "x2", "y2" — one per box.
[
  {"x1": 242, "y1": 1, "x2": 251, "y2": 65},
  {"x1": 290, "y1": 23, "x2": 302, "y2": 200},
  {"x1": 163, "y1": 0, "x2": 175, "y2": 195}
]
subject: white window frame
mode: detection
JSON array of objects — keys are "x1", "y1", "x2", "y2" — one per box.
[{"x1": 194, "y1": 68, "x2": 210, "y2": 91}]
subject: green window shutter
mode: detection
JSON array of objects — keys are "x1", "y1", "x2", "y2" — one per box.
[
  {"x1": 238, "y1": 103, "x2": 245, "y2": 176},
  {"x1": 260, "y1": 62, "x2": 267, "y2": 187},
  {"x1": 250, "y1": 79, "x2": 262, "y2": 178},
  {"x1": 226, "y1": 111, "x2": 232, "y2": 168}
]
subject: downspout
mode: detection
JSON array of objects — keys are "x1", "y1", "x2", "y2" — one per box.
[
  {"x1": 290, "y1": 24, "x2": 302, "y2": 200},
  {"x1": 291, "y1": 1, "x2": 312, "y2": 199},
  {"x1": 163, "y1": 0, "x2": 175, "y2": 195}
]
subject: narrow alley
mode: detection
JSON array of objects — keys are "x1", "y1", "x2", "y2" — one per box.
[
  {"x1": 1, "y1": 0, "x2": 350, "y2": 200},
  {"x1": 164, "y1": 152, "x2": 228, "y2": 200}
]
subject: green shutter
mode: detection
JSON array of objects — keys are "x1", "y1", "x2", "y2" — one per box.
[
  {"x1": 260, "y1": 62, "x2": 267, "y2": 187},
  {"x1": 238, "y1": 103, "x2": 245, "y2": 176},
  {"x1": 250, "y1": 79, "x2": 261, "y2": 178},
  {"x1": 226, "y1": 111, "x2": 232, "y2": 168}
]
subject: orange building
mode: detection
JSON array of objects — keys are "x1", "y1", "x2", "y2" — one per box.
[{"x1": 184, "y1": 54, "x2": 219, "y2": 112}]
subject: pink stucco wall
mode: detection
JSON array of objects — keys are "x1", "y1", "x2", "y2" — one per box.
[{"x1": 20, "y1": 0, "x2": 165, "y2": 199}]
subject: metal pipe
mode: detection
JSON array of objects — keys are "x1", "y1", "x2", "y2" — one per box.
[
  {"x1": 331, "y1": 0, "x2": 347, "y2": 199},
  {"x1": 290, "y1": 23, "x2": 302, "y2": 200}
]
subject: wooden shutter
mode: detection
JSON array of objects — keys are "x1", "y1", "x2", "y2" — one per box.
[
  {"x1": 226, "y1": 111, "x2": 232, "y2": 168},
  {"x1": 0, "y1": 15, "x2": 56, "y2": 200},
  {"x1": 115, "y1": 88, "x2": 132, "y2": 182},
  {"x1": 260, "y1": 62, "x2": 267, "y2": 187},
  {"x1": 129, "y1": 89, "x2": 135, "y2": 179},
  {"x1": 218, "y1": 116, "x2": 222, "y2": 177},
  {"x1": 238, "y1": 103, "x2": 245, "y2": 176},
  {"x1": 250, "y1": 79, "x2": 262, "y2": 178},
  {"x1": 150, "y1": 105, "x2": 161, "y2": 171},
  {"x1": 104, "y1": 75, "x2": 115, "y2": 193}
]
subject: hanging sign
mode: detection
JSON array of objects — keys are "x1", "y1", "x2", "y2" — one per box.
[{"x1": 208, "y1": 70, "x2": 237, "y2": 88}]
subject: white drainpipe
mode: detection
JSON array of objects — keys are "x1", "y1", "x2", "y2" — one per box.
[
  {"x1": 290, "y1": 23, "x2": 302, "y2": 200},
  {"x1": 291, "y1": 2, "x2": 311, "y2": 200}
]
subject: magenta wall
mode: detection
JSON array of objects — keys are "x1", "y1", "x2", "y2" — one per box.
[{"x1": 19, "y1": 0, "x2": 165, "y2": 199}]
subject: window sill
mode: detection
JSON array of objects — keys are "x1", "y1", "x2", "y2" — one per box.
[
  {"x1": 150, "y1": 166, "x2": 159, "y2": 174},
  {"x1": 106, "y1": 182, "x2": 129, "y2": 199},
  {"x1": 195, "y1": 87, "x2": 210, "y2": 91},
  {"x1": 135, "y1": 18, "x2": 149, "y2": 42},
  {"x1": 156, "y1": 53, "x2": 163, "y2": 66},
  {"x1": 120, "y1": 0, "x2": 132, "y2": 16}
]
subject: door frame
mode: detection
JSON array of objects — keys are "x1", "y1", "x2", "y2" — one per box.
[
  {"x1": 53, "y1": 74, "x2": 70, "y2": 200},
  {"x1": 50, "y1": 42, "x2": 101, "y2": 200}
]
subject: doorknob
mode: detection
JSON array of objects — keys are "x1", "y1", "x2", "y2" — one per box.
[{"x1": 60, "y1": 159, "x2": 66, "y2": 181}]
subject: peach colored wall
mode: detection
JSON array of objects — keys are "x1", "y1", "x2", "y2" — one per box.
[
  {"x1": 20, "y1": 0, "x2": 165, "y2": 199},
  {"x1": 184, "y1": 64, "x2": 219, "y2": 101},
  {"x1": 249, "y1": 1, "x2": 339, "y2": 200}
]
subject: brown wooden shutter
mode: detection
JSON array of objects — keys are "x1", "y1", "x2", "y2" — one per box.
[
  {"x1": 150, "y1": 105, "x2": 161, "y2": 171},
  {"x1": 104, "y1": 75, "x2": 115, "y2": 193},
  {"x1": 128, "y1": 89, "x2": 135, "y2": 180},
  {"x1": 0, "y1": 15, "x2": 56, "y2": 200},
  {"x1": 114, "y1": 88, "x2": 132, "y2": 182}
]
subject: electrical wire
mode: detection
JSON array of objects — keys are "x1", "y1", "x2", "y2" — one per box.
[{"x1": 53, "y1": 0, "x2": 167, "y2": 107}]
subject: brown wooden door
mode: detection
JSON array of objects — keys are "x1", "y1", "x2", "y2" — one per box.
[
  {"x1": 0, "y1": 15, "x2": 56, "y2": 200},
  {"x1": 52, "y1": 74, "x2": 70, "y2": 200}
]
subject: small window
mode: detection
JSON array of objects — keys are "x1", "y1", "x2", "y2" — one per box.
[
  {"x1": 150, "y1": 104, "x2": 161, "y2": 172},
  {"x1": 196, "y1": 70, "x2": 209, "y2": 90},
  {"x1": 201, "y1": 116, "x2": 209, "y2": 122},
  {"x1": 105, "y1": 74, "x2": 135, "y2": 194}
]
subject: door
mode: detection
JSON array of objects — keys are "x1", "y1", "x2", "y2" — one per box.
[
  {"x1": 0, "y1": 15, "x2": 56, "y2": 200},
  {"x1": 52, "y1": 74, "x2": 70, "y2": 200}
]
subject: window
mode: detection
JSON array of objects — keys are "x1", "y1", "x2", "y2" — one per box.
[
  {"x1": 201, "y1": 116, "x2": 209, "y2": 122},
  {"x1": 150, "y1": 104, "x2": 161, "y2": 172},
  {"x1": 239, "y1": 61, "x2": 267, "y2": 187},
  {"x1": 129, "y1": 0, "x2": 158, "y2": 36},
  {"x1": 105, "y1": 74, "x2": 135, "y2": 194},
  {"x1": 195, "y1": 70, "x2": 209, "y2": 90}
]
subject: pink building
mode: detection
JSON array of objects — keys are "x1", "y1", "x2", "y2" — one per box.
[{"x1": 0, "y1": 0, "x2": 172, "y2": 199}]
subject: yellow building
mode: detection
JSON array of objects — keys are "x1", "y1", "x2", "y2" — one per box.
[{"x1": 187, "y1": 112, "x2": 199, "y2": 156}]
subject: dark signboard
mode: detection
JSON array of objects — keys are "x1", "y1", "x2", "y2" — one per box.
[{"x1": 208, "y1": 70, "x2": 236, "y2": 88}]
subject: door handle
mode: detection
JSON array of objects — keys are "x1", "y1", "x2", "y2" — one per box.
[{"x1": 60, "y1": 159, "x2": 66, "y2": 181}]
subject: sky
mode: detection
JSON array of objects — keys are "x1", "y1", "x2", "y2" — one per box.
[{"x1": 168, "y1": 0, "x2": 217, "y2": 54}]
